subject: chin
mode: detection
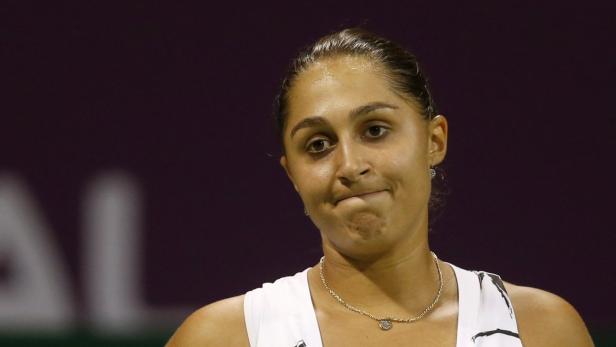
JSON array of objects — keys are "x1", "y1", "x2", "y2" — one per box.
[
  {"x1": 332, "y1": 216, "x2": 392, "y2": 259},
  {"x1": 345, "y1": 211, "x2": 386, "y2": 239}
]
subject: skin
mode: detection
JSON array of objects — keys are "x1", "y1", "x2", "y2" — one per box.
[{"x1": 167, "y1": 55, "x2": 595, "y2": 346}]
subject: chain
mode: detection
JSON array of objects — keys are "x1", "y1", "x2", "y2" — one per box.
[{"x1": 319, "y1": 251, "x2": 443, "y2": 330}]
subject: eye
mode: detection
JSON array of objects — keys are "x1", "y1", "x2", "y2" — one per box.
[
  {"x1": 306, "y1": 138, "x2": 333, "y2": 154},
  {"x1": 364, "y1": 125, "x2": 389, "y2": 139}
]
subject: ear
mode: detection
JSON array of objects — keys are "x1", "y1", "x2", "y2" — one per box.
[
  {"x1": 280, "y1": 155, "x2": 299, "y2": 192},
  {"x1": 428, "y1": 115, "x2": 448, "y2": 166}
]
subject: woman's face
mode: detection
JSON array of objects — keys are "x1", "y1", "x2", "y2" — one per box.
[{"x1": 281, "y1": 55, "x2": 447, "y2": 259}]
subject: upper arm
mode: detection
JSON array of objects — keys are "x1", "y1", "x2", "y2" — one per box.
[
  {"x1": 166, "y1": 295, "x2": 250, "y2": 347},
  {"x1": 504, "y1": 282, "x2": 595, "y2": 347}
]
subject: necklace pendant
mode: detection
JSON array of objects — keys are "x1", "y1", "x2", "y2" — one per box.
[{"x1": 378, "y1": 319, "x2": 393, "y2": 331}]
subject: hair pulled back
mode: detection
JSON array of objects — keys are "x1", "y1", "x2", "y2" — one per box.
[{"x1": 274, "y1": 28, "x2": 438, "y2": 141}]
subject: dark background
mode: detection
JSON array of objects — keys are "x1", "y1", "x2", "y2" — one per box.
[{"x1": 2, "y1": 1, "x2": 615, "y2": 345}]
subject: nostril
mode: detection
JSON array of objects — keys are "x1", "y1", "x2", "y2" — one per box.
[
  {"x1": 337, "y1": 167, "x2": 370, "y2": 184},
  {"x1": 339, "y1": 176, "x2": 352, "y2": 185}
]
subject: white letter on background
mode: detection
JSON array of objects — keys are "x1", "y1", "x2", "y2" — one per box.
[
  {"x1": 83, "y1": 172, "x2": 187, "y2": 334},
  {"x1": 0, "y1": 174, "x2": 75, "y2": 331}
]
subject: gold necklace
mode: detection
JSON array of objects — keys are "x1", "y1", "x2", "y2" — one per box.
[{"x1": 319, "y1": 251, "x2": 443, "y2": 331}]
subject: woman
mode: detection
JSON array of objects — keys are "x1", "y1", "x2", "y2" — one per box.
[{"x1": 167, "y1": 28, "x2": 594, "y2": 347}]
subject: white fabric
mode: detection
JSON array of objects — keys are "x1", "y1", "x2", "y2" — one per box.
[
  {"x1": 244, "y1": 269, "x2": 322, "y2": 347},
  {"x1": 450, "y1": 263, "x2": 523, "y2": 346},
  {"x1": 244, "y1": 263, "x2": 523, "y2": 347}
]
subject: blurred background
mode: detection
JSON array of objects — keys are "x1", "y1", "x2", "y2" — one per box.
[{"x1": 2, "y1": 1, "x2": 615, "y2": 346}]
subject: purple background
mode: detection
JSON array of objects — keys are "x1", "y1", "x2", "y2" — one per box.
[{"x1": 3, "y1": 1, "x2": 615, "y2": 329}]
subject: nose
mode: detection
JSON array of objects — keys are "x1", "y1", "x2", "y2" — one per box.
[{"x1": 335, "y1": 138, "x2": 370, "y2": 184}]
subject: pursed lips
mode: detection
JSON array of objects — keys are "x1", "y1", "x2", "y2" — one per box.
[{"x1": 334, "y1": 189, "x2": 388, "y2": 205}]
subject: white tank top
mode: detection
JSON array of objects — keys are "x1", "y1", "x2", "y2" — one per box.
[{"x1": 244, "y1": 263, "x2": 523, "y2": 347}]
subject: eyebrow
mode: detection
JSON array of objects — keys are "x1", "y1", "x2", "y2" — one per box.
[{"x1": 289, "y1": 102, "x2": 398, "y2": 138}]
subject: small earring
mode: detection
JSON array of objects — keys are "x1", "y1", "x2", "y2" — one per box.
[
  {"x1": 304, "y1": 207, "x2": 309, "y2": 216},
  {"x1": 430, "y1": 167, "x2": 436, "y2": 179}
]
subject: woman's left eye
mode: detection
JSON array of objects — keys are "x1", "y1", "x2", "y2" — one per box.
[{"x1": 364, "y1": 125, "x2": 388, "y2": 139}]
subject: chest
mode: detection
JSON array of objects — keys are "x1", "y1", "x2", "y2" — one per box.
[{"x1": 316, "y1": 307, "x2": 458, "y2": 347}]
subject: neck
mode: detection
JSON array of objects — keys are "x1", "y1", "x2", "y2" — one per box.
[{"x1": 316, "y1": 239, "x2": 441, "y2": 316}]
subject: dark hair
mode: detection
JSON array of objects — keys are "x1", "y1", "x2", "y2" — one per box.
[{"x1": 273, "y1": 28, "x2": 447, "y2": 224}]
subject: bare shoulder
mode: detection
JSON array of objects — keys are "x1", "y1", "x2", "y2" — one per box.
[
  {"x1": 503, "y1": 281, "x2": 595, "y2": 347},
  {"x1": 165, "y1": 295, "x2": 250, "y2": 347}
]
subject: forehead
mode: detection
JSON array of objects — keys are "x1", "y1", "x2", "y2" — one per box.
[{"x1": 286, "y1": 55, "x2": 405, "y2": 120}]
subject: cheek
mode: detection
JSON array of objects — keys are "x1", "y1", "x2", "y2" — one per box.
[
  {"x1": 294, "y1": 160, "x2": 335, "y2": 204},
  {"x1": 378, "y1": 140, "x2": 429, "y2": 194}
]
